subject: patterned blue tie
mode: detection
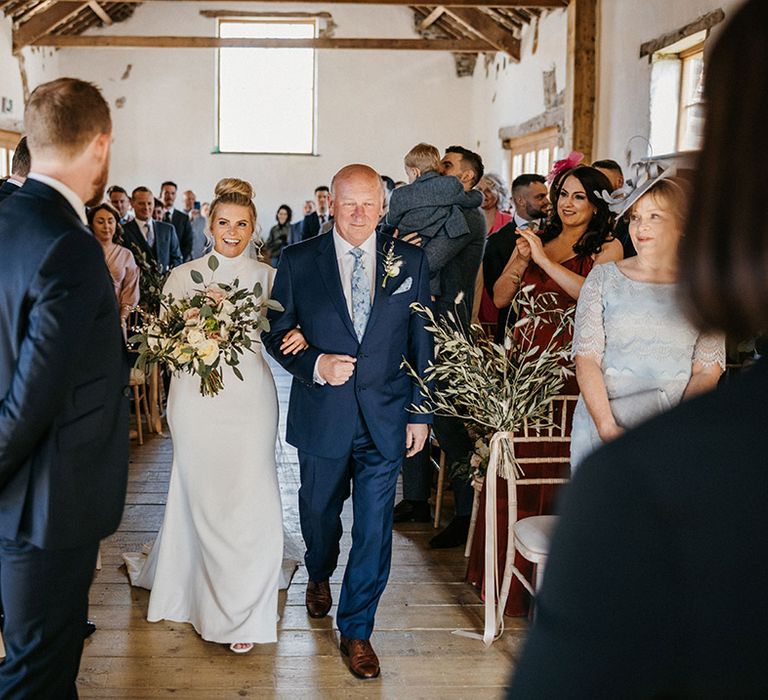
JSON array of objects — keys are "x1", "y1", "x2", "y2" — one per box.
[{"x1": 349, "y1": 247, "x2": 371, "y2": 342}]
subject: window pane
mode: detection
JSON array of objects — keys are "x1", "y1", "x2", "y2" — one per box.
[
  {"x1": 537, "y1": 148, "x2": 550, "y2": 176},
  {"x1": 219, "y1": 20, "x2": 316, "y2": 154},
  {"x1": 678, "y1": 51, "x2": 705, "y2": 151},
  {"x1": 512, "y1": 154, "x2": 523, "y2": 180},
  {"x1": 524, "y1": 150, "x2": 536, "y2": 173}
]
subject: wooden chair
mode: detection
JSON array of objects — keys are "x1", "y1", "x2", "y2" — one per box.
[
  {"x1": 129, "y1": 368, "x2": 151, "y2": 445},
  {"x1": 429, "y1": 432, "x2": 447, "y2": 528},
  {"x1": 497, "y1": 394, "x2": 577, "y2": 614}
]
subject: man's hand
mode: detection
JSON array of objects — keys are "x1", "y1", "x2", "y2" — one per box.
[
  {"x1": 405, "y1": 423, "x2": 430, "y2": 457},
  {"x1": 317, "y1": 354, "x2": 356, "y2": 386},
  {"x1": 393, "y1": 229, "x2": 423, "y2": 247}
]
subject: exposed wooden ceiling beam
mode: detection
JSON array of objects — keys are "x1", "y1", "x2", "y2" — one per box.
[
  {"x1": 31, "y1": 34, "x2": 496, "y2": 52},
  {"x1": 14, "y1": 1, "x2": 89, "y2": 48},
  {"x1": 88, "y1": 0, "x2": 112, "y2": 25},
  {"x1": 443, "y1": 6, "x2": 520, "y2": 59},
  {"x1": 419, "y1": 6, "x2": 445, "y2": 31}
]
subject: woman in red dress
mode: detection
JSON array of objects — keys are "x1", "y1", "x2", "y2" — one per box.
[{"x1": 467, "y1": 165, "x2": 623, "y2": 616}]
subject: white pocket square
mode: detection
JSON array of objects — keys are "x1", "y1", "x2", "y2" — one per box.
[{"x1": 392, "y1": 277, "x2": 413, "y2": 295}]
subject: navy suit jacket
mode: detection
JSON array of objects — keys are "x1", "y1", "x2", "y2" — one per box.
[
  {"x1": 0, "y1": 179, "x2": 129, "y2": 549},
  {"x1": 263, "y1": 232, "x2": 433, "y2": 462},
  {"x1": 301, "y1": 212, "x2": 333, "y2": 241},
  {"x1": 122, "y1": 218, "x2": 182, "y2": 272},
  {"x1": 0, "y1": 179, "x2": 21, "y2": 204},
  {"x1": 167, "y1": 209, "x2": 194, "y2": 262}
]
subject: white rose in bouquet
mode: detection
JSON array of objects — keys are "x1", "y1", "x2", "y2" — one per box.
[
  {"x1": 186, "y1": 328, "x2": 205, "y2": 346},
  {"x1": 195, "y1": 339, "x2": 220, "y2": 366}
]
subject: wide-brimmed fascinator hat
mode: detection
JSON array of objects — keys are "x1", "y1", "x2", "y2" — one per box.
[{"x1": 595, "y1": 158, "x2": 678, "y2": 218}]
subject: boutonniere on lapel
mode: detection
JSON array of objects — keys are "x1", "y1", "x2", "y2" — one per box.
[{"x1": 381, "y1": 241, "x2": 404, "y2": 289}]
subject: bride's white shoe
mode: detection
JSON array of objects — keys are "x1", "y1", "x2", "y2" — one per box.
[{"x1": 229, "y1": 642, "x2": 254, "y2": 654}]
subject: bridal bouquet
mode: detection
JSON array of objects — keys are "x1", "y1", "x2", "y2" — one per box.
[
  {"x1": 129, "y1": 255, "x2": 283, "y2": 397},
  {"x1": 403, "y1": 285, "x2": 574, "y2": 479}
]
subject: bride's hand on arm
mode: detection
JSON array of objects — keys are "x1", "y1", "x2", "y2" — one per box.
[{"x1": 280, "y1": 328, "x2": 309, "y2": 355}]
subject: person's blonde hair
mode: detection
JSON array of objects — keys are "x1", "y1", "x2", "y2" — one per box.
[
  {"x1": 24, "y1": 78, "x2": 111, "y2": 158},
  {"x1": 629, "y1": 177, "x2": 690, "y2": 231},
  {"x1": 404, "y1": 143, "x2": 441, "y2": 174},
  {"x1": 208, "y1": 178, "x2": 258, "y2": 227}
]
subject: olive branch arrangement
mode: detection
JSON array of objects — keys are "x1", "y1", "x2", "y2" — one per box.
[{"x1": 402, "y1": 285, "x2": 575, "y2": 479}]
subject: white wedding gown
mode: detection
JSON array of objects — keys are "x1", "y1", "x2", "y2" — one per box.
[{"x1": 123, "y1": 250, "x2": 293, "y2": 644}]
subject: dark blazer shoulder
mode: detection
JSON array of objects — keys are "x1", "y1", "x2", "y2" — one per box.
[{"x1": 154, "y1": 219, "x2": 176, "y2": 237}]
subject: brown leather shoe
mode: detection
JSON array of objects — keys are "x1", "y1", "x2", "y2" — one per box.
[
  {"x1": 339, "y1": 636, "x2": 381, "y2": 679},
  {"x1": 305, "y1": 580, "x2": 332, "y2": 618}
]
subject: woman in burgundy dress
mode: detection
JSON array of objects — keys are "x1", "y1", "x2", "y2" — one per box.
[{"x1": 467, "y1": 165, "x2": 623, "y2": 616}]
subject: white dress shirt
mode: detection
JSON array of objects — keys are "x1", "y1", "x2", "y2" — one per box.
[
  {"x1": 313, "y1": 228, "x2": 377, "y2": 384},
  {"x1": 332, "y1": 227, "x2": 376, "y2": 316},
  {"x1": 27, "y1": 172, "x2": 88, "y2": 226},
  {"x1": 135, "y1": 217, "x2": 155, "y2": 247},
  {"x1": 514, "y1": 212, "x2": 538, "y2": 229}
]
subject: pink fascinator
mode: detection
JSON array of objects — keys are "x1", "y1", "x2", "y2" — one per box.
[{"x1": 546, "y1": 151, "x2": 584, "y2": 185}]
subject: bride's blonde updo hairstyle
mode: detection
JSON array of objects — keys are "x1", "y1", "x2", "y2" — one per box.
[{"x1": 208, "y1": 177, "x2": 258, "y2": 229}]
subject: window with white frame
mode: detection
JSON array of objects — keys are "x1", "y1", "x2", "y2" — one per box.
[
  {"x1": 505, "y1": 126, "x2": 559, "y2": 183},
  {"x1": 217, "y1": 19, "x2": 317, "y2": 154},
  {"x1": 649, "y1": 30, "x2": 706, "y2": 154},
  {"x1": 0, "y1": 129, "x2": 20, "y2": 179}
]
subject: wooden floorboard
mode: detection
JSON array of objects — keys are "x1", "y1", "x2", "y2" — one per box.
[{"x1": 79, "y1": 362, "x2": 523, "y2": 697}]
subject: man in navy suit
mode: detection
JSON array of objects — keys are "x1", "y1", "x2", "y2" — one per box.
[
  {"x1": 300, "y1": 185, "x2": 333, "y2": 240},
  {"x1": 0, "y1": 136, "x2": 30, "y2": 204},
  {"x1": 263, "y1": 164, "x2": 433, "y2": 680},
  {"x1": 0, "y1": 78, "x2": 129, "y2": 699},
  {"x1": 159, "y1": 180, "x2": 194, "y2": 261},
  {"x1": 122, "y1": 186, "x2": 183, "y2": 274}
]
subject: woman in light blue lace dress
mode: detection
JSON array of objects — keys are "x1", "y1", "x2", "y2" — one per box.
[{"x1": 570, "y1": 177, "x2": 725, "y2": 470}]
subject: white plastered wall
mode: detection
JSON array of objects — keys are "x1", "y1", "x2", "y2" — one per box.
[
  {"x1": 595, "y1": 0, "x2": 747, "y2": 163},
  {"x1": 467, "y1": 7, "x2": 568, "y2": 183},
  {"x1": 44, "y1": 1, "x2": 472, "y2": 229}
]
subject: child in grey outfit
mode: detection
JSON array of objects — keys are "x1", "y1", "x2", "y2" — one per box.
[{"x1": 387, "y1": 143, "x2": 482, "y2": 297}]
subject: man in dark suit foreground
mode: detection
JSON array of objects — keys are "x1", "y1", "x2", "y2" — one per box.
[
  {"x1": 264, "y1": 165, "x2": 433, "y2": 679},
  {"x1": 0, "y1": 78, "x2": 129, "y2": 699}
]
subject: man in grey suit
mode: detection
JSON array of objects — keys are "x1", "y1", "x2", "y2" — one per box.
[
  {"x1": 122, "y1": 186, "x2": 183, "y2": 274},
  {"x1": 394, "y1": 146, "x2": 487, "y2": 549}
]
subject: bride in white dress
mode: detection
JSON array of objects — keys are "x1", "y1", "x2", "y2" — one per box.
[{"x1": 124, "y1": 178, "x2": 306, "y2": 652}]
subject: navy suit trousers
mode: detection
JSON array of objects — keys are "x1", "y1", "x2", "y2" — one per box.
[
  {"x1": 298, "y1": 410, "x2": 401, "y2": 640},
  {"x1": 0, "y1": 538, "x2": 98, "y2": 699}
]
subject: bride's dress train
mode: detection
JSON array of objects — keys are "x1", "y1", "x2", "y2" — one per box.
[{"x1": 123, "y1": 251, "x2": 297, "y2": 644}]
